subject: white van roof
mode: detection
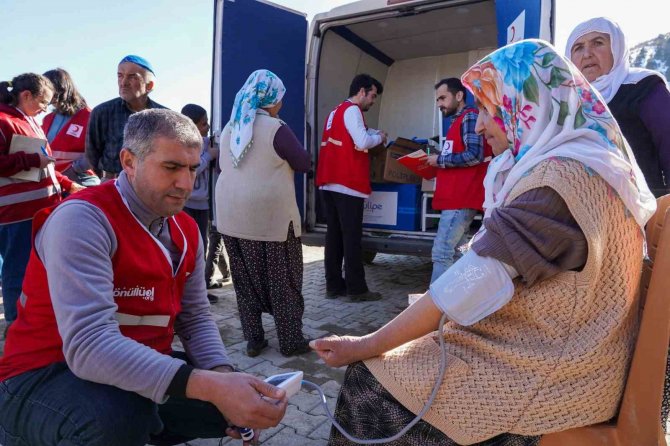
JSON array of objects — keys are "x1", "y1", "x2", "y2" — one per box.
[{"x1": 314, "y1": 0, "x2": 437, "y2": 22}]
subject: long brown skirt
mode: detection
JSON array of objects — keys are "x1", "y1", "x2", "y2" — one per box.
[
  {"x1": 222, "y1": 223, "x2": 305, "y2": 355},
  {"x1": 329, "y1": 362, "x2": 541, "y2": 446}
]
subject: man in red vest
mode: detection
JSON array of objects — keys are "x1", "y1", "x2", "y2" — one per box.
[
  {"x1": 316, "y1": 74, "x2": 387, "y2": 302},
  {"x1": 0, "y1": 109, "x2": 286, "y2": 445},
  {"x1": 426, "y1": 78, "x2": 493, "y2": 284}
]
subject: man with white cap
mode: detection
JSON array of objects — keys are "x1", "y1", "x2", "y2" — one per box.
[{"x1": 86, "y1": 55, "x2": 167, "y2": 181}]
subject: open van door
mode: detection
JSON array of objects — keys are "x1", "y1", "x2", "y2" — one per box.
[
  {"x1": 495, "y1": 0, "x2": 554, "y2": 45},
  {"x1": 211, "y1": 0, "x2": 308, "y2": 218}
]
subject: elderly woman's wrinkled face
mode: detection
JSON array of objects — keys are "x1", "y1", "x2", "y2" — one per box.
[
  {"x1": 570, "y1": 32, "x2": 614, "y2": 82},
  {"x1": 475, "y1": 106, "x2": 509, "y2": 156}
]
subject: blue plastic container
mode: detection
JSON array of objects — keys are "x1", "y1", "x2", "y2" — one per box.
[{"x1": 363, "y1": 183, "x2": 422, "y2": 231}]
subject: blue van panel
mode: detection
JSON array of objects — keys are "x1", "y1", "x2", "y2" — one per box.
[
  {"x1": 495, "y1": 0, "x2": 543, "y2": 47},
  {"x1": 217, "y1": 0, "x2": 307, "y2": 218}
]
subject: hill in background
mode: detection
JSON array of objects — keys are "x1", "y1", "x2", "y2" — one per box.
[{"x1": 630, "y1": 32, "x2": 670, "y2": 80}]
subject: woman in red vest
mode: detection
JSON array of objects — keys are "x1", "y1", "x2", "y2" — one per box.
[
  {"x1": 42, "y1": 68, "x2": 100, "y2": 186},
  {"x1": 0, "y1": 73, "x2": 83, "y2": 337}
]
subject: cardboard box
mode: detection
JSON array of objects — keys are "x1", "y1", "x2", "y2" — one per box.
[
  {"x1": 421, "y1": 177, "x2": 436, "y2": 192},
  {"x1": 382, "y1": 138, "x2": 425, "y2": 184},
  {"x1": 369, "y1": 144, "x2": 387, "y2": 183}
]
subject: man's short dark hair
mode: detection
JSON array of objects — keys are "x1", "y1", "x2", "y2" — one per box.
[
  {"x1": 349, "y1": 74, "x2": 383, "y2": 97},
  {"x1": 434, "y1": 78, "x2": 466, "y2": 98}
]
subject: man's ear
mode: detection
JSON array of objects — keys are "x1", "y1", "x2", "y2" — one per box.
[
  {"x1": 146, "y1": 80, "x2": 155, "y2": 94},
  {"x1": 456, "y1": 91, "x2": 465, "y2": 103},
  {"x1": 119, "y1": 148, "x2": 137, "y2": 176}
]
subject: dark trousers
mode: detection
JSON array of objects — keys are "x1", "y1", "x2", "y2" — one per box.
[
  {"x1": 321, "y1": 190, "x2": 368, "y2": 295},
  {"x1": 184, "y1": 207, "x2": 209, "y2": 255},
  {"x1": 0, "y1": 220, "x2": 33, "y2": 322},
  {"x1": 0, "y1": 353, "x2": 228, "y2": 446},
  {"x1": 205, "y1": 225, "x2": 229, "y2": 282}
]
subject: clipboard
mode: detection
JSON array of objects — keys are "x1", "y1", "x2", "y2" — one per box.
[{"x1": 8, "y1": 134, "x2": 48, "y2": 182}]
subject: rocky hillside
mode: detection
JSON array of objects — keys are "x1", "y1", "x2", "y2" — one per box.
[{"x1": 630, "y1": 32, "x2": 670, "y2": 79}]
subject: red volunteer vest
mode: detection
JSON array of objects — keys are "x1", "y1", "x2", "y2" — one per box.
[
  {"x1": 42, "y1": 108, "x2": 91, "y2": 172},
  {"x1": 433, "y1": 108, "x2": 493, "y2": 211},
  {"x1": 0, "y1": 105, "x2": 63, "y2": 224},
  {"x1": 0, "y1": 181, "x2": 199, "y2": 382},
  {"x1": 315, "y1": 100, "x2": 371, "y2": 195}
]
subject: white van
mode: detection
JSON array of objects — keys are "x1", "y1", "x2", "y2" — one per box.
[{"x1": 211, "y1": 0, "x2": 555, "y2": 257}]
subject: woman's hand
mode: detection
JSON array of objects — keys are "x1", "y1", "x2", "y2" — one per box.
[
  {"x1": 69, "y1": 183, "x2": 86, "y2": 194},
  {"x1": 310, "y1": 335, "x2": 374, "y2": 368}
]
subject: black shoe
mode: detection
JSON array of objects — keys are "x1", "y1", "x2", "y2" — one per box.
[
  {"x1": 207, "y1": 293, "x2": 219, "y2": 304},
  {"x1": 348, "y1": 290, "x2": 382, "y2": 302},
  {"x1": 282, "y1": 339, "x2": 312, "y2": 357},
  {"x1": 246, "y1": 339, "x2": 269, "y2": 357},
  {"x1": 325, "y1": 288, "x2": 345, "y2": 299},
  {"x1": 220, "y1": 273, "x2": 231, "y2": 283}
]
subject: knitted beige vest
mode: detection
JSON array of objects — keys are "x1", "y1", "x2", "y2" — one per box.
[
  {"x1": 215, "y1": 114, "x2": 302, "y2": 241},
  {"x1": 365, "y1": 159, "x2": 643, "y2": 445}
]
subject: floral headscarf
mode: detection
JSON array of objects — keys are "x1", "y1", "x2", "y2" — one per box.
[
  {"x1": 565, "y1": 17, "x2": 667, "y2": 103},
  {"x1": 229, "y1": 69, "x2": 286, "y2": 167},
  {"x1": 461, "y1": 39, "x2": 656, "y2": 229}
]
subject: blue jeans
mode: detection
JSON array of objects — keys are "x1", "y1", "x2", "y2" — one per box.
[
  {"x1": 0, "y1": 220, "x2": 33, "y2": 322},
  {"x1": 0, "y1": 357, "x2": 228, "y2": 446},
  {"x1": 430, "y1": 209, "x2": 477, "y2": 284}
]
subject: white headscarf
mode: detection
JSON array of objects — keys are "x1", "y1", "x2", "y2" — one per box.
[
  {"x1": 228, "y1": 69, "x2": 286, "y2": 167},
  {"x1": 565, "y1": 17, "x2": 667, "y2": 102},
  {"x1": 462, "y1": 39, "x2": 656, "y2": 230}
]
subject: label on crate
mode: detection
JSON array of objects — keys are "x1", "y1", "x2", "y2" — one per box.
[{"x1": 363, "y1": 191, "x2": 398, "y2": 226}]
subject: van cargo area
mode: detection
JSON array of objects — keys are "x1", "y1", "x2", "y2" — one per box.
[{"x1": 303, "y1": 0, "x2": 499, "y2": 256}]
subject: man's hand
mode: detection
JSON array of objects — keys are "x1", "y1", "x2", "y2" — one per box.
[
  {"x1": 426, "y1": 154, "x2": 440, "y2": 167},
  {"x1": 310, "y1": 335, "x2": 374, "y2": 368},
  {"x1": 380, "y1": 131, "x2": 388, "y2": 146},
  {"x1": 38, "y1": 153, "x2": 56, "y2": 169},
  {"x1": 69, "y1": 183, "x2": 86, "y2": 194},
  {"x1": 186, "y1": 370, "x2": 287, "y2": 430}
]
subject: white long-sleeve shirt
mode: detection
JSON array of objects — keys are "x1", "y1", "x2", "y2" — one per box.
[{"x1": 320, "y1": 101, "x2": 383, "y2": 198}]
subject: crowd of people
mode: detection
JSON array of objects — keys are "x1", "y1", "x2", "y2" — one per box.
[{"x1": 0, "y1": 15, "x2": 668, "y2": 446}]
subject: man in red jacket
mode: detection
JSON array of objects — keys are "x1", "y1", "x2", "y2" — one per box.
[
  {"x1": 426, "y1": 78, "x2": 492, "y2": 283},
  {"x1": 316, "y1": 74, "x2": 387, "y2": 302},
  {"x1": 0, "y1": 109, "x2": 286, "y2": 446}
]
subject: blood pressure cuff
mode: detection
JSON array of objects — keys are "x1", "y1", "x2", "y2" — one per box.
[{"x1": 429, "y1": 249, "x2": 518, "y2": 326}]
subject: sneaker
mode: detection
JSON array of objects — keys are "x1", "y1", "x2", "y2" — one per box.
[
  {"x1": 246, "y1": 339, "x2": 269, "y2": 357},
  {"x1": 281, "y1": 339, "x2": 312, "y2": 357},
  {"x1": 348, "y1": 290, "x2": 382, "y2": 302},
  {"x1": 207, "y1": 293, "x2": 219, "y2": 304},
  {"x1": 325, "y1": 288, "x2": 345, "y2": 299},
  {"x1": 207, "y1": 281, "x2": 223, "y2": 290}
]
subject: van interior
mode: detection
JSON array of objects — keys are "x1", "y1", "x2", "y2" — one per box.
[{"x1": 310, "y1": 0, "x2": 497, "y2": 239}]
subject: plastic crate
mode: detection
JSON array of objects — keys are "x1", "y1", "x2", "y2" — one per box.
[{"x1": 363, "y1": 183, "x2": 422, "y2": 231}]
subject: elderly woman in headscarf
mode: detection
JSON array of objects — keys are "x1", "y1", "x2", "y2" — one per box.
[
  {"x1": 215, "y1": 69, "x2": 311, "y2": 358},
  {"x1": 566, "y1": 17, "x2": 670, "y2": 197},
  {"x1": 311, "y1": 39, "x2": 656, "y2": 446}
]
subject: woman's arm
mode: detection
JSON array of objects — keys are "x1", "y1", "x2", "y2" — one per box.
[
  {"x1": 638, "y1": 82, "x2": 670, "y2": 184},
  {"x1": 312, "y1": 186, "x2": 587, "y2": 367},
  {"x1": 311, "y1": 293, "x2": 443, "y2": 367},
  {"x1": 273, "y1": 124, "x2": 310, "y2": 172}
]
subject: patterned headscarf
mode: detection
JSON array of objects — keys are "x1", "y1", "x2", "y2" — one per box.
[
  {"x1": 461, "y1": 39, "x2": 656, "y2": 229},
  {"x1": 565, "y1": 17, "x2": 666, "y2": 103},
  {"x1": 229, "y1": 69, "x2": 286, "y2": 167}
]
